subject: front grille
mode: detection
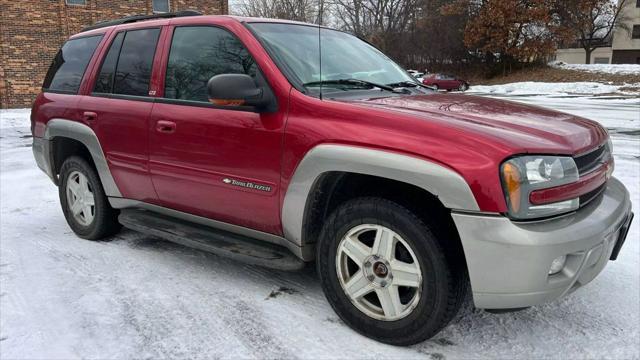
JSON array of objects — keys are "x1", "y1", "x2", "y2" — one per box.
[
  {"x1": 574, "y1": 143, "x2": 611, "y2": 209},
  {"x1": 579, "y1": 183, "x2": 606, "y2": 207},
  {"x1": 575, "y1": 144, "x2": 609, "y2": 175}
]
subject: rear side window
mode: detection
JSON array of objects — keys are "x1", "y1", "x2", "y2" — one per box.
[
  {"x1": 93, "y1": 32, "x2": 125, "y2": 93},
  {"x1": 165, "y1": 26, "x2": 257, "y2": 102},
  {"x1": 42, "y1": 35, "x2": 103, "y2": 93},
  {"x1": 112, "y1": 28, "x2": 160, "y2": 96}
]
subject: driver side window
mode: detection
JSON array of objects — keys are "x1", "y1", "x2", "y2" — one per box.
[{"x1": 164, "y1": 26, "x2": 257, "y2": 102}]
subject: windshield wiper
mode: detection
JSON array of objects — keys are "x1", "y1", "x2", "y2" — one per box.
[
  {"x1": 303, "y1": 79, "x2": 405, "y2": 93},
  {"x1": 386, "y1": 80, "x2": 433, "y2": 90}
]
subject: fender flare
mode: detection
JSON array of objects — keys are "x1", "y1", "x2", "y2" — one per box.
[
  {"x1": 44, "y1": 119, "x2": 122, "y2": 197},
  {"x1": 281, "y1": 144, "x2": 480, "y2": 246}
]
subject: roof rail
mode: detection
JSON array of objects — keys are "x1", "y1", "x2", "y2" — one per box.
[{"x1": 81, "y1": 10, "x2": 202, "y2": 32}]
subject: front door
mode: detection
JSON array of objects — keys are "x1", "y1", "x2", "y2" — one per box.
[{"x1": 148, "y1": 25, "x2": 286, "y2": 235}]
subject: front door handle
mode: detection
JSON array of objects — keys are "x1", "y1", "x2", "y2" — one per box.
[
  {"x1": 83, "y1": 111, "x2": 97, "y2": 122},
  {"x1": 156, "y1": 120, "x2": 176, "y2": 134}
]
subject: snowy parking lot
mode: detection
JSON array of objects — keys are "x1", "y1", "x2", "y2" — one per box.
[{"x1": 1, "y1": 92, "x2": 639, "y2": 359}]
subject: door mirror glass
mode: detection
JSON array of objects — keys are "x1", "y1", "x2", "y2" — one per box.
[{"x1": 207, "y1": 74, "x2": 268, "y2": 109}]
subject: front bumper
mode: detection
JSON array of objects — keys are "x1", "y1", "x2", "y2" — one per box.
[{"x1": 453, "y1": 177, "x2": 632, "y2": 309}]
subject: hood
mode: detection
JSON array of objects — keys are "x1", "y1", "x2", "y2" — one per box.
[{"x1": 344, "y1": 93, "x2": 608, "y2": 155}]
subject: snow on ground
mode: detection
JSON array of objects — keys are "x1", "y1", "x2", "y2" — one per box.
[
  {"x1": 469, "y1": 81, "x2": 639, "y2": 96},
  {"x1": 550, "y1": 61, "x2": 640, "y2": 76},
  {"x1": 474, "y1": 94, "x2": 640, "y2": 130},
  {"x1": 1, "y1": 96, "x2": 639, "y2": 358}
]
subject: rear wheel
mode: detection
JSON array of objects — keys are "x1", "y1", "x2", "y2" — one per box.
[
  {"x1": 317, "y1": 197, "x2": 465, "y2": 345},
  {"x1": 59, "y1": 156, "x2": 121, "y2": 240}
]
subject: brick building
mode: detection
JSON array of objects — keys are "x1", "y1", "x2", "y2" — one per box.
[{"x1": 0, "y1": 0, "x2": 228, "y2": 108}]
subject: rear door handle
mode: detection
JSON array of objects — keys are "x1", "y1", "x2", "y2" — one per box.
[
  {"x1": 83, "y1": 111, "x2": 97, "y2": 122},
  {"x1": 156, "y1": 120, "x2": 176, "y2": 134}
]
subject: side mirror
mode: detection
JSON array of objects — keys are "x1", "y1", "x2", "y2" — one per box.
[{"x1": 207, "y1": 74, "x2": 269, "y2": 110}]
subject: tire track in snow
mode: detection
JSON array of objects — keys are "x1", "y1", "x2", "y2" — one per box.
[{"x1": 219, "y1": 298, "x2": 296, "y2": 359}]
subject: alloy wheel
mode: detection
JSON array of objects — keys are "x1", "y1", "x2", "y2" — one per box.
[
  {"x1": 66, "y1": 170, "x2": 95, "y2": 226},
  {"x1": 335, "y1": 224, "x2": 422, "y2": 321}
]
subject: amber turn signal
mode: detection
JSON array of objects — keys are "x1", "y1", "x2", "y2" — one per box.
[
  {"x1": 502, "y1": 162, "x2": 522, "y2": 213},
  {"x1": 209, "y1": 99, "x2": 245, "y2": 106}
]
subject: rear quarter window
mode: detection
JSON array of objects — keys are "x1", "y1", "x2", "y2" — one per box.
[{"x1": 42, "y1": 35, "x2": 103, "y2": 93}]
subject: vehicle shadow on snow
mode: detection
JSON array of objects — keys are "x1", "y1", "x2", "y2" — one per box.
[
  {"x1": 112, "y1": 228, "x2": 319, "y2": 291},
  {"x1": 107, "y1": 229, "x2": 622, "y2": 355}
]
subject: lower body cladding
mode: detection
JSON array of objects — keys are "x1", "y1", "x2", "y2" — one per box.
[
  {"x1": 33, "y1": 137, "x2": 55, "y2": 181},
  {"x1": 453, "y1": 177, "x2": 633, "y2": 309}
]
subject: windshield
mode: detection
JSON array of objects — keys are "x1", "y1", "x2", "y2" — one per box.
[{"x1": 247, "y1": 23, "x2": 416, "y2": 96}]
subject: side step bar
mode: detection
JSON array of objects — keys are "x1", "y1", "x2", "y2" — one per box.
[{"x1": 118, "y1": 209, "x2": 306, "y2": 271}]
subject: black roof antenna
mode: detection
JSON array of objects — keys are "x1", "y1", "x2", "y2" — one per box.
[
  {"x1": 81, "y1": 10, "x2": 202, "y2": 32},
  {"x1": 318, "y1": 22, "x2": 323, "y2": 100}
]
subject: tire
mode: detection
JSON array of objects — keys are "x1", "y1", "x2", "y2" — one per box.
[
  {"x1": 317, "y1": 197, "x2": 465, "y2": 345},
  {"x1": 459, "y1": 83, "x2": 468, "y2": 92},
  {"x1": 58, "y1": 156, "x2": 121, "y2": 240},
  {"x1": 432, "y1": 84, "x2": 439, "y2": 91}
]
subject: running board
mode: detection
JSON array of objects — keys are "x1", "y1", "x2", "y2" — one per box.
[{"x1": 118, "y1": 209, "x2": 305, "y2": 271}]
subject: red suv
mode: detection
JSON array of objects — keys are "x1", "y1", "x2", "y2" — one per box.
[{"x1": 32, "y1": 12, "x2": 633, "y2": 345}]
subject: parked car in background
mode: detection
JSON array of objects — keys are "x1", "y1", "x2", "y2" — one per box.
[
  {"x1": 423, "y1": 73, "x2": 469, "y2": 91},
  {"x1": 407, "y1": 69, "x2": 425, "y2": 79}
]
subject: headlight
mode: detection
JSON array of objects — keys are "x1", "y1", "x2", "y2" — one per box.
[{"x1": 501, "y1": 155, "x2": 579, "y2": 219}]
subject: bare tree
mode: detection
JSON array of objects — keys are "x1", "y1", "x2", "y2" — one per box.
[
  {"x1": 554, "y1": 0, "x2": 629, "y2": 64},
  {"x1": 410, "y1": 0, "x2": 471, "y2": 68},
  {"x1": 235, "y1": 0, "x2": 329, "y2": 24},
  {"x1": 330, "y1": 0, "x2": 420, "y2": 60}
]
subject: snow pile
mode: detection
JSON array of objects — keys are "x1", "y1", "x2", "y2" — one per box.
[
  {"x1": 469, "y1": 81, "x2": 635, "y2": 95},
  {"x1": 550, "y1": 61, "x2": 640, "y2": 75}
]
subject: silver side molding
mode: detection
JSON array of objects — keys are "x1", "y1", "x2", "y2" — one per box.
[
  {"x1": 281, "y1": 144, "x2": 480, "y2": 246},
  {"x1": 44, "y1": 119, "x2": 122, "y2": 197},
  {"x1": 109, "y1": 198, "x2": 311, "y2": 261}
]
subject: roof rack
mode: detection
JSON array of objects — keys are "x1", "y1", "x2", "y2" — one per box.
[{"x1": 81, "y1": 10, "x2": 202, "y2": 32}]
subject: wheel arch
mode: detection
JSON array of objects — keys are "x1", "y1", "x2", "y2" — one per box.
[
  {"x1": 296, "y1": 172, "x2": 470, "y2": 280},
  {"x1": 44, "y1": 119, "x2": 121, "y2": 197},
  {"x1": 282, "y1": 144, "x2": 479, "y2": 249}
]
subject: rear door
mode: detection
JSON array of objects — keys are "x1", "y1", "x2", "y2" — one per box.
[
  {"x1": 78, "y1": 28, "x2": 161, "y2": 201},
  {"x1": 148, "y1": 25, "x2": 286, "y2": 235}
]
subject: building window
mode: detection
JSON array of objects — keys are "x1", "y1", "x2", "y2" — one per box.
[
  {"x1": 153, "y1": 0, "x2": 170, "y2": 13},
  {"x1": 633, "y1": 25, "x2": 640, "y2": 39},
  {"x1": 66, "y1": 0, "x2": 86, "y2": 5},
  {"x1": 594, "y1": 57, "x2": 610, "y2": 64},
  {"x1": 636, "y1": 0, "x2": 640, "y2": 8}
]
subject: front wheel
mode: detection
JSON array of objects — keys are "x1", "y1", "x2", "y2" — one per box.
[
  {"x1": 59, "y1": 156, "x2": 121, "y2": 240},
  {"x1": 317, "y1": 197, "x2": 465, "y2": 345},
  {"x1": 459, "y1": 83, "x2": 469, "y2": 91}
]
